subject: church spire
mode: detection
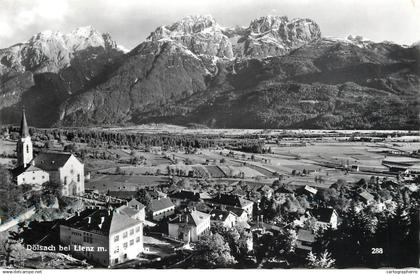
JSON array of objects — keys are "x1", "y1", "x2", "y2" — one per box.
[{"x1": 20, "y1": 108, "x2": 29, "y2": 138}]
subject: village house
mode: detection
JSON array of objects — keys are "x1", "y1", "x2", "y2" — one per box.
[
  {"x1": 209, "y1": 209, "x2": 237, "y2": 228},
  {"x1": 296, "y1": 229, "x2": 316, "y2": 254},
  {"x1": 206, "y1": 194, "x2": 254, "y2": 220},
  {"x1": 59, "y1": 208, "x2": 144, "y2": 267},
  {"x1": 257, "y1": 185, "x2": 274, "y2": 199},
  {"x1": 13, "y1": 109, "x2": 85, "y2": 196},
  {"x1": 299, "y1": 185, "x2": 318, "y2": 196},
  {"x1": 116, "y1": 198, "x2": 146, "y2": 221},
  {"x1": 168, "y1": 210, "x2": 211, "y2": 242},
  {"x1": 147, "y1": 198, "x2": 175, "y2": 221},
  {"x1": 358, "y1": 190, "x2": 375, "y2": 204},
  {"x1": 168, "y1": 189, "x2": 211, "y2": 208},
  {"x1": 309, "y1": 207, "x2": 339, "y2": 229}
]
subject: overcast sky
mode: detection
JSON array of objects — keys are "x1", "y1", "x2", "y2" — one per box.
[{"x1": 0, "y1": 0, "x2": 419, "y2": 50}]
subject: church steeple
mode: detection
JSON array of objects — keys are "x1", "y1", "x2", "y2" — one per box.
[
  {"x1": 19, "y1": 108, "x2": 29, "y2": 138},
  {"x1": 16, "y1": 108, "x2": 33, "y2": 168}
]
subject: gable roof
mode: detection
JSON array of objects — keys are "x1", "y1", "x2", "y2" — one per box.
[
  {"x1": 208, "y1": 194, "x2": 253, "y2": 208},
  {"x1": 116, "y1": 205, "x2": 141, "y2": 218},
  {"x1": 169, "y1": 210, "x2": 210, "y2": 227},
  {"x1": 109, "y1": 211, "x2": 142, "y2": 234},
  {"x1": 310, "y1": 208, "x2": 337, "y2": 223},
  {"x1": 210, "y1": 209, "x2": 236, "y2": 222},
  {"x1": 61, "y1": 208, "x2": 141, "y2": 236},
  {"x1": 297, "y1": 229, "x2": 316, "y2": 243},
  {"x1": 228, "y1": 207, "x2": 246, "y2": 217},
  {"x1": 33, "y1": 152, "x2": 74, "y2": 171},
  {"x1": 13, "y1": 164, "x2": 45, "y2": 177},
  {"x1": 169, "y1": 190, "x2": 201, "y2": 201},
  {"x1": 303, "y1": 185, "x2": 318, "y2": 195},
  {"x1": 149, "y1": 198, "x2": 174, "y2": 212},
  {"x1": 127, "y1": 198, "x2": 145, "y2": 210},
  {"x1": 258, "y1": 185, "x2": 273, "y2": 193},
  {"x1": 359, "y1": 191, "x2": 374, "y2": 201}
]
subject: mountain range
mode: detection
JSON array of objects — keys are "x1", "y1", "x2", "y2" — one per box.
[{"x1": 0, "y1": 15, "x2": 419, "y2": 129}]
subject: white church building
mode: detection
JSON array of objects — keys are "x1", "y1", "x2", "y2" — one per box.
[{"x1": 13, "y1": 109, "x2": 85, "y2": 196}]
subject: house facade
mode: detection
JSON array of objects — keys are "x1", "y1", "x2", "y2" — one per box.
[
  {"x1": 148, "y1": 198, "x2": 175, "y2": 221},
  {"x1": 60, "y1": 209, "x2": 144, "y2": 267},
  {"x1": 168, "y1": 210, "x2": 210, "y2": 242}
]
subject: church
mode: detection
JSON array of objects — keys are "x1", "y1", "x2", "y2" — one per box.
[{"x1": 13, "y1": 109, "x2": 85, "y2": 196}]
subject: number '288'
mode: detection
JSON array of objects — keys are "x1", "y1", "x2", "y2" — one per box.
[{"x1": 371, "y1": 248, "x2": 383, "y2": 254}]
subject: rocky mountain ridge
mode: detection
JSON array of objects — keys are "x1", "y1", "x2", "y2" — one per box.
[{"x1": 0, "y1": 15, "x2": 419, "y2": 129}]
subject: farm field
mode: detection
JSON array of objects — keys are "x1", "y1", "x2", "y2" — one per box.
[{"x1": 86, "y1": 174, "x2": 170, "y2": 193}]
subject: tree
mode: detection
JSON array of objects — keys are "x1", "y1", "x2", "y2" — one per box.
[
  {"x1": 192, "y1": 233, "x2": 237, "y2": 268},
  {"x1": 137, "y1": 189, "x2": 152, "y2": 207},
  {"x1": 306, "y1": 250, "x2": 335, "y2": 268},
  {"x1": 42, "y1": 180, "x2": 63, "y2": 198}
]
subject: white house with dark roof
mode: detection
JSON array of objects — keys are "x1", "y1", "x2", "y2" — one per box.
[
  {"x1": 13, "y1": 109, "x2": 85, "y2": 196},
  {"x1": 147, "y1": 198, "x2": 175, "y2": 221},
  {"x1": 168, "y1": 210, "x2": 210, "y2": 242},
  {"x1": 209, "y1": 209, "x2": 237, "y2": 228},
  {"x1": 116, "y1": 198, "x2": 146, "y2": 221},
  {"x1": 206, "y1": 193, "x2": 254, "y2": 220},
  {"x1": 309, "y1": 207, "x2": 338, "y2": 229},
  {"x1": 59, "y1": 208, "x2": 143, "y2": 266}
]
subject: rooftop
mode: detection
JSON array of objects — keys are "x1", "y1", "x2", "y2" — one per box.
[
  {"x1": 33, "y1": 152, "x2": 74, "y2": 171},
  {"x1": 61, "y1": 208, "x2": 141, "y2": 236},
  {"x1": 207, "y1": 193, "x2": 253, "y2": 208},
  {"x1": 210, "y1": 209, "x2": 236, "y2": 222},
  {"x1": 310, "y1": 208, "x2": 337, "y2": 223},
  {"x1": 169, "y1": 210, "x2": 210, "y2": 227},
  {"x1": 149, "y1": 197, "x2": 174, "y2": 212}
]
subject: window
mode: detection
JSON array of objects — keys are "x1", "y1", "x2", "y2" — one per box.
[
  {"x1": 130, "y1": 239, "x2": 134, "y2": 246},
  {"x1": 114, "y1": 246, "x2": 119, "y2": 253},
  {"x1": 123, "y1": 254, "x2": 127, "y2": 259},
  {"x1": 33, "y1": 177, "x2": 35, "y2": 180},
  {"x1": 42, "y1": 176, "x2": 45, "y2": 179},
  {"x1": 136, "y1": 237, "x2": 140, "y2": 243},
  {"x1": 22, "y1": 178, "x2": 25, "y2": 182},
  {"x1": 64, "y1": 177, "x2": 67, "y2": 185},
  {"x1": 77, "y1": 174, "x2": 80, "y2": 182},
  {"x1": 26, "y1": 145, "x2": 29, "y2": 153},
  {"x1": 135, "y1": 226, "x2": 140, "y2": 233},
  {"x1": 130, "y1": 229, "x2": 134, "y2": 235},
  {"x1": 114, "y1": 258, "x2": 118, "y2": 264},
  {"x1": 123, "y1": 232, "x2": 127, "y2": 238},
  {"x1": 114, "y1": 235, "x2": 119, "y2": 242},
  {"x1": 123, "y1": 242, "x2": 128, "y2": 249}
]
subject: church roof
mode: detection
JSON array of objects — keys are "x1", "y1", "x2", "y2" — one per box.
[
  {"x1": 12, "y1": 164, "x2": 45, "y2": 177},
  {"x1": 33, "y1": 152, "x2": 73, "y2": 171},
  {"x1": 19, "y1": 109, "x2": 29, "y2": 138}
]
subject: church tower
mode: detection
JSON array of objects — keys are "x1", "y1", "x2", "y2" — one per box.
[{"x1": 16, "y1": 108, "x2": 33, "y2": 168}]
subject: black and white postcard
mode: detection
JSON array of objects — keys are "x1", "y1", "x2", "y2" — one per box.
[{"x1": 0, "y1": 0, "x2": 419, "y2": 273}]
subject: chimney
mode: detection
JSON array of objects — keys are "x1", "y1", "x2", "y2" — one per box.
[{"x1": 87, "y1": 217, "x2": 92, "y2": 224}]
